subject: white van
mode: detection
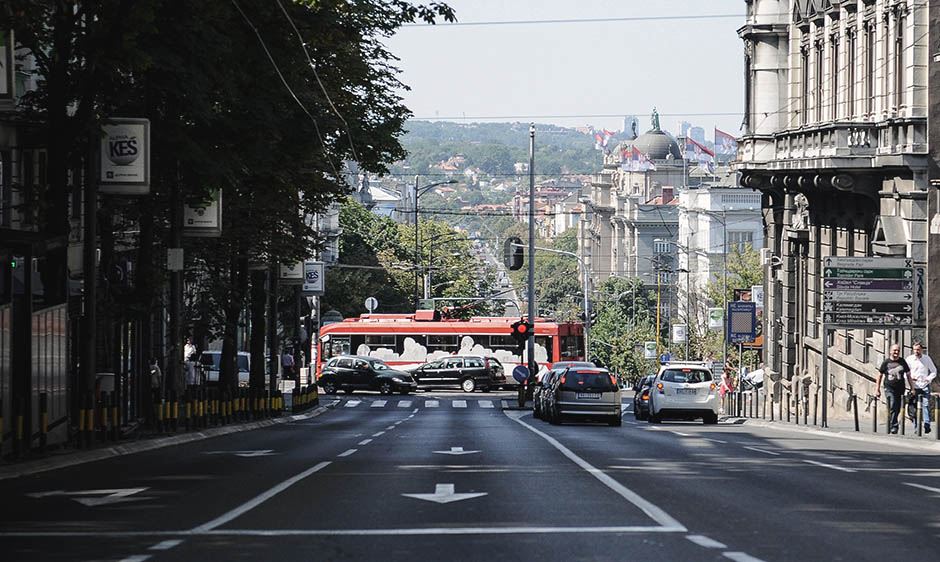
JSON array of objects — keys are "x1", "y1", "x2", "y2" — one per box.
[{"x1": 200, "y1": 351, "x2": 251, "y2": 387}]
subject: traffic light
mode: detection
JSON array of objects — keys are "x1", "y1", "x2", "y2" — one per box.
[
  {"x1": 510, "y1": 319, "x2": 533, "y2": 345},
  {"x1": 504, "y1": 236, "x2": 523, "y2": 271}
]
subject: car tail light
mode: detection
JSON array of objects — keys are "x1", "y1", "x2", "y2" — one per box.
[
  {"x1": 656, "y1": 382, "x2": 664, "y2": 394},
  {"x1": 641, "y1": 393, "x2": 649, "y2": 400},
  {"x1": 609, "y1": 374, "x2": 618, "y2": 387},
  {"x1": 560, "y1": 375, "x2": 566, "y2": 385},
  {"x1": 709, "y1": 383, "x2": 717, "y2": 391}
]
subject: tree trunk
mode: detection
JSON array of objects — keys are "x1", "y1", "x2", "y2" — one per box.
[{"x1": 249, "y1": 270, "x2": 267, "y2": 391}]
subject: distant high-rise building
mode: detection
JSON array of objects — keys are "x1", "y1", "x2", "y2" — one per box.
[
  {"x1": 676, "y1": 120, "x2": 692, "y2": 138},
  {"x1": 689, "y1": 127, "x2": 705, "y2": 144}
]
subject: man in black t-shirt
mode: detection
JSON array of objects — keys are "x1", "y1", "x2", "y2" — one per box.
[{"x1": 875, "y1": 343, "x2": 913, "y2": 434}]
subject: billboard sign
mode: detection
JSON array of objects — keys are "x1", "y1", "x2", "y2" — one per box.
[
  {"x1": 99, "y1": 118, "x2": 150, "y2": 195},
  {"x1": 302, "y1": 261, "x2": 325, "y2": 295},
  {"x1": 727, "y1": 301, "x2": 756, "y2": 344}
]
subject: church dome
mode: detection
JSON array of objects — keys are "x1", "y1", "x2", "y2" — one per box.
[{"x1": 632, "y1": 129, "x2": 682, "y2": 160}]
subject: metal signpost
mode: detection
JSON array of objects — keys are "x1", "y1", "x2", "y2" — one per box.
[{"x1": 821, "y1": 256, "x2": 919, "y2": 428}]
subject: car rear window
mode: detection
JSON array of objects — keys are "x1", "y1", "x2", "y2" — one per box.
[
  {"x1": 464, "y1": 358, "x2": 484, "y2": 368},
  {"x1": 660, "y1": 369, "x2": 713, "y2": 383},
  {"x1": 561, "y1": 370, "x2": 616, "y2": 391}
]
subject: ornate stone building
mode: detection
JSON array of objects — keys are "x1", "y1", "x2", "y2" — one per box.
[{"x1": 736, "y1": 0, "x2": 928, "y2": 404}]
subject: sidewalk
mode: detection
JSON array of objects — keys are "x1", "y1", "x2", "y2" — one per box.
[
  {"x1": 721, "y1": 407, "x2": 940, "y2": 453},
  {"x1": 0, "y1": 405, "x2": 331, "y2": 482}
]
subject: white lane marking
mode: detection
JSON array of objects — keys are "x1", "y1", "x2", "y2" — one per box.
[
  {"x1": 357, "y1": 439, "x2": 373, "y2": 446},
  {"x1": 705, "y1": 438, "x2": 728, "y2": 444},
  {"x1": 903, "y1": 482, "x2": 940, "y2": 495},
  {"x1": 505, "y1": 411, "x2": 686, "y2": 531},
  {"x1": 803, "y1": 459, "x2": 856, "y2": 473},
  {"x1": 325, "y1": 399, "x2": 340, "y2": 407},
  {"x1": 394, "y1": 421, "x2": 403, "y2": 425},
  {"x1": 345, "y1": 400, "x2": 361, "y2": 408},
  {"x1": 338, "y1": 449, "x2": 357, "y2": 458},
  {"x1": 190, "y1": 461, "x2": 331, "y2": 533},
  {"x1": 743, "y1": 447, "x2": 780, "y2": 456},
  {"x1": 621, "y1": 404, "x2": 630, "y2": 414},
  {"x1": 686, "y1": 535, "x2": 727, "y2": 549},
  {"x1": 398, "y1": 401, "x2": 412, "y2": 408},
  {"x1": 149, "y1": 540, "x2": 183, "y2": 551},
  {"x1": 426, "y1": 400, "x2": 440, "y2": 408},
  {"x1": 372, "y1": 431, "x2": 385, "y2": 437},
  {"x1": 402, "y1": 483, "x2": 487, "y2": 504},
  {"x1": 433, "y1": 447, "x2": 480, "y2": 456},
  {"x1": 670, "y1": 431, "x2": 693, "y2": 437},
  {"x1": 453, "y1": 400, "x2": 467, "y2": 408},
  {"x1": 385, "y1": 425, "x2": 395, "y2": 430},
  {"x1": 479, "y1": 400, "x2": 494, "y2": 408},
  {"x1": 202, "y1": 526, "x2": 685, "y2": 536},
  {"x1": 723, "y1": 552, "x2": 767, "y2": 562},
  {"x1": 371, "y1": 400, "x2": 387, "y2": 408},
  {"x1": 27, "y1": 488, "x2": 150, "y2": 507},
  {"x1": 501, "y1": 400, "x2": 510, "y2": 409},
  {"x1": 120, "y1": 556, "x2": 151, "y2": 562},
  {"x1": 412, "y1": 408, "x2": 419, "y2": 413}
]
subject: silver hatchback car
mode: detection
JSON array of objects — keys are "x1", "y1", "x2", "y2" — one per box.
[{"x1": 546, "y1": 367, "x2": 622, "y2": 426}]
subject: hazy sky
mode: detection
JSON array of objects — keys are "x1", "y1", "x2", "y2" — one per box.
[{"x1": 386, "y1": 0, "x2": 746, "y2": 140}]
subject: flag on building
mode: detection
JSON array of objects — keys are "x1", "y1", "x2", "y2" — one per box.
[
  {"x1": 715, "y1": 128, "x2": 738, "y2": 156},
  {"x1": 685, "y1": 137, "x2": 715, "y2": 172}
]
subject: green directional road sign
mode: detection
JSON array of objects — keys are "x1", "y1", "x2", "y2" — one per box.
[{"x1": 822, "y1": 256, "x2": 920, "y2": 328}]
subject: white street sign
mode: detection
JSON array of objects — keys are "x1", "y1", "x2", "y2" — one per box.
[
  {"x1": 302, "y1": 261, "x2": 325, "y2": 295},
  {"x1": 824, "y1": 290, "x2": 913, "y2": 303},
  {"x1": 402, "y1": 483, "x2": 487, "y2": 504},
  {"x1": 643, "y1": 341, "x2": 657, "y2": 359},
  {"x1": 432, "y1": 446, "x2": 480, "y2": 456},
  {"x1": 707, "y1": 307, "x2": 723, "y2": 330},
  {"x1": 671, "y1": 324, "x2": 687, "y2": 344},
  {"x1": 365, "y1": 296, "x2": 378, "y2": 313},
  {"x1": 27, "y1": 488, "x2": 150, "y2": 507},
  {"x1": 751, "y1": 285, "x2": 764, "y2": 309}
]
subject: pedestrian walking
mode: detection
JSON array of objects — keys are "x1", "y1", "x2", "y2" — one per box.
[
  {"x1": 183, "y1": 337, "x2": 198, "y2": 390},
  {"x1": 905, "y1": 341, "x2": 937, "y2": 434},
  {"x1": 875, "y1": 343, "x2": 913, "y2": 434},
  {"x1": 149, "y1": 357, "x2": 163, "y2": 425},
  {"x1": 281, "y1": 347, "x2": 297, "y2": 385}
]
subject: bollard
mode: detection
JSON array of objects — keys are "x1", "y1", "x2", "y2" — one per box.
[
  {"x1": 901, "y1": 400, "x2": 907, "y2": 435},
  {"x1": 872, "y1": 395, "x2": 878, "y2": 433},
  {"x1": 171, "y1": 391, "x2": 180, "y2": 433},
  {"x1": 112, "y1": 393, "x2": 121, "y2": 441},
  {"x1": 39, "y1": 392, "x2": 49, "y2": 453},
  {"x1": 99, "y1": 393, "x2": 110, "y2": 442},
  {"x1": 197, "y1": 390, "x2": 205, "y2": 429},
  {"x1": 916, "y1": 396, "x2": 923, "y2": 437},
  {"x1": 795, "y1": 386, "x2": 800, "y2": 425},
  {"x1": 184, "y1": 392, "x2": 192, "y2": 432},
  {"x1": 157, "y1": 398, "x2": 165, "y2": 432},
  {"x1": 77, "y1": 397, "x2": 86, "y2": 448},
  {"x1": 785, "y1": 389, "x2": 791, "y2": 423},
  {"x1": 292, "y1": 387, "x2": 299, "y2": 414},
  {"x1": 808, "y1": 388, "x2": 814, "y2": 426},
  {"x1": 935, "y1": 395, "x2": 940, "y2": 441},
  {"x1": 13, "y1": 398, "x2": 24, "y2": 457},
  {"x1": 852, "y1": 394, "x2": 859, "y2": 432},
  {"x1": 770, "y1": 389, "x2": 775, "y2": 422},
  {"x1": 85, "y1": 392, "x2": 96, "y2": 447}
]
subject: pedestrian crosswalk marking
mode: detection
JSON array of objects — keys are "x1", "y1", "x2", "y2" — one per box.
[
  {"x1": 501, "y1": 400, "x2": 510, "y2": 409},
  {"x1": 426, "y1": 400, "x2": 440, "y2": 408},
  {"x1": 371, "y1": 401, "x2": 386, "y2": 408},
  {"x1": 479, "y1": 401, "x2": 494, "y2": 408},
  {"x1": 453, "y1": 400, "x2": 467, "y2": 408},
  {"x1": 334, "y1": 398, "x2": 505, "y2": 410},
  {"x1": 398, "y1": 401, "x2": 412, "y2": 408},
  {"x1": 345, "y1": 400, "x2": 361, "y2": 408}
]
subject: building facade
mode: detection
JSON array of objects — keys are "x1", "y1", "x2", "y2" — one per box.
[{"x1": 736, "y1": 0, "x2": 929, "y2": 406}]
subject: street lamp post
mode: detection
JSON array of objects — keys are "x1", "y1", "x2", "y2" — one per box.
[{"x1": 412, "y1": 176, "x2": 457, "y2": 309}]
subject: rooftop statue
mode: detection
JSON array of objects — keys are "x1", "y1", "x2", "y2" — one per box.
[{"x1": 651, "y1": 107, "x2": 661, "y2": 132}]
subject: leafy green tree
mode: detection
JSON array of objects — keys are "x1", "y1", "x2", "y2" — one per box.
[
  {"x1": 590, "y1": 276, "x2": 658, "y2": 383},
  {"x1": 700, "y1": 244, "x2": 764, "y2": 368}
]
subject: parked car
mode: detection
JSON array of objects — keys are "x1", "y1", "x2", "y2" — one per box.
[
  {"x1": 647, "y1": 362, "x2": 719, "y2": 424},
  {"x1": 632, "y1": 374, "x2": 656, "y2": 421},
  {"x1": 533, "y1": 367, "x2": 564, "y2": 420},
  {"x1": 200, "y1": 351, "x2": 251, "y2": 387},
  {"x1": 544, "y1": 367, "x2": 622, "y2": 426},
  {"x1": 318, "y1": 356, "x2": 417, "y2": 395},
  {"x1": 410, "y1": 355, "x2": 505, "y2": 392}
]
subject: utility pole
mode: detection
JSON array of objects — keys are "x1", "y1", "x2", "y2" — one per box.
[
  {"x1": 413, "y1": 174, "x2": 420, "y2": 310},
  {"x1": 526, "y1": 124, "x2": 537, "y2": 385},
  {"x1": 81, "y1": 143, "x2": 98, "y2": 400}
]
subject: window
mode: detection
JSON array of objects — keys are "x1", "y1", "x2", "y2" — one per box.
[
  {"x1": 442, "y1": 358, "x2": 462, "y2": 369},
  {"x1": 0, "y1": 29, "x2": 11, "y2": 97},
  {"x1": 0, "y1": 150, "x2": 9, "y2": 227},
  {"x1": 815, "y1": 40, "x2": 824, "y2": 122},
  {"x1": 427, "y1": 334, "x2": 458, "y2": 353},
  {"x1": 653, "y1": 240, "x2": 672, "y2": 254},
  {"x1": 353, "y1": 359, "x2": 369, "y2": 370},
  {"x1": 465, "y1": 358, "x2": 484, "y2": 368},
  {"x1": 560, "y1": 336, "x2": 584, "y2": 359},
  {"x1": 895, "y1": 10, "x2": 905, "y2": 109},
  {"x1": 801, "y1": 45, "x2": 810, "y2": 125},
  {"x1": 364, "y1": 334, "x2": 395, "y2": 347},
  {"x1": 490, "y1": 334, "x2": 519, "y2": 350},
  {"x1": 865, "y1": 21, "x2": 876, "y2": 115},
  {"x1": 536, "y1": 336, "x2": 553, "y2": 362},
  {"x1": 560, "y1": 370, "x2": 616, "y2": 392},
  {"x1": 337, "y1": 358, "x2": 353, "y2": 369},
  {"x1": 830, "y1": 33, "x2": 839, "y2": 120},
  {"x1": 727, "y1": 231, "x2": 754, "y2": 252},
  {"x1": 847, "y1": 30, "x2": 856, "y2": 117},
  {"x1": 326, "y1": 336, "x2": 350, "y2": 359},
  {"x1": 660, "y1": 369, "x2": 713, "y2": 383}
]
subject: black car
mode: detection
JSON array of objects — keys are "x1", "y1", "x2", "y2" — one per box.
[
  {"x1": 410, "y1": 355, "x2": 505, "y2": 392},
  {"x1": 318, "y1": 355, "x2": 417, "y2": 395},
  {"x1": 632, "y1": 374, "x2": 656, "y2": 421}
]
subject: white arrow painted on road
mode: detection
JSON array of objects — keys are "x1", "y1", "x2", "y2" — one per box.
[
  {"x1": 205, "y1": 450, "x2": 278, "y2": 457},
  {"x1": 402, "y1": 483, "x2": 487, "y2": 504},
  {"x1": 432, "y1": 446, "x2": 481, "y2": 456},
  {"x1": 27, "y1": 488, "x2": 150, "y2": 506}
]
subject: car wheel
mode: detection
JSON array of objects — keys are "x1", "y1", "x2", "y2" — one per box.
[
  {"x1": 379, "y1": 381, "x2": 393, "y2": 395},
  {"x1": 703, "y1": 412, "x2": 719, "y2": 425},
  {"x1": 323, "y1": 382, "x2": 336, "y2": 395},
  {"x1": 634, "y1": 410, "x2": 646, "y2": 421},
  {"x1": 461, "y1": 378, "x2": 476, "y2": 393},
  {"x1": 609, "y1": 415, "x2": 622, "y2": 427}
]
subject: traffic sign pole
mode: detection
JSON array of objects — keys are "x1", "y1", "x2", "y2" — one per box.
[{"x1": 821, "y1": 323, "x2": 829, "y2": 428}]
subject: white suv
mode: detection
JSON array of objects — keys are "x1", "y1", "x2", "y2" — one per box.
[{"x1": 648, "y1": 362, "x2": 719, "y2": 424}]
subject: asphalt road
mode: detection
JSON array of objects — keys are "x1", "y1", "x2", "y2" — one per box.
[{"x1": 2, "y1": 390, "x2": 939, "y2": 561}]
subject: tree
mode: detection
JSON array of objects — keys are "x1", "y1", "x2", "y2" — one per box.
[
  {"x1": 590, "y1": 276, "x2": 658, "y2": 383},
  {"x1": 700, "y1": 244, "x2": 764, "y2": 368}
]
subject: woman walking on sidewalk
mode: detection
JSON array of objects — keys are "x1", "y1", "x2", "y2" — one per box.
[{"x1": 875, "y1": 344, "x2": 913, "y2": 434}]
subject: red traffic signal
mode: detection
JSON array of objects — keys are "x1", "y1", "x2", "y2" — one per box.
[{"x1": 510, "y1": 320, "x2": 533, "y2": 344}]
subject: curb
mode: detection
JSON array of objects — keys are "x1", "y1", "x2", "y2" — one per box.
[
  {"x1": 724, "y1": 416, "x2": 940, "y2": 453},
  {"x1": 0, "y1": 406, "x2": 330, "y2": 481}
]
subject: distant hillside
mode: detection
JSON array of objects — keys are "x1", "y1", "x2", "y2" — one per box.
[{"x1": 393, "y1": 121, "x2": 602, "y2": 176}]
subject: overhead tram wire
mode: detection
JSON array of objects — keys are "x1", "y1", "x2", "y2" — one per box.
[
  {"x1": 411, "y1": 112, "x2": 742, "y2": 120},
  {"x1": 275, "y1": 0, "x2": 359, "y2": 163},
  {"x1": 399, "y1": 13, "x2": 749, "y2": 28},
  {"x1": 230, "y1": 0, "x2": 340, "y2": 179}
]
